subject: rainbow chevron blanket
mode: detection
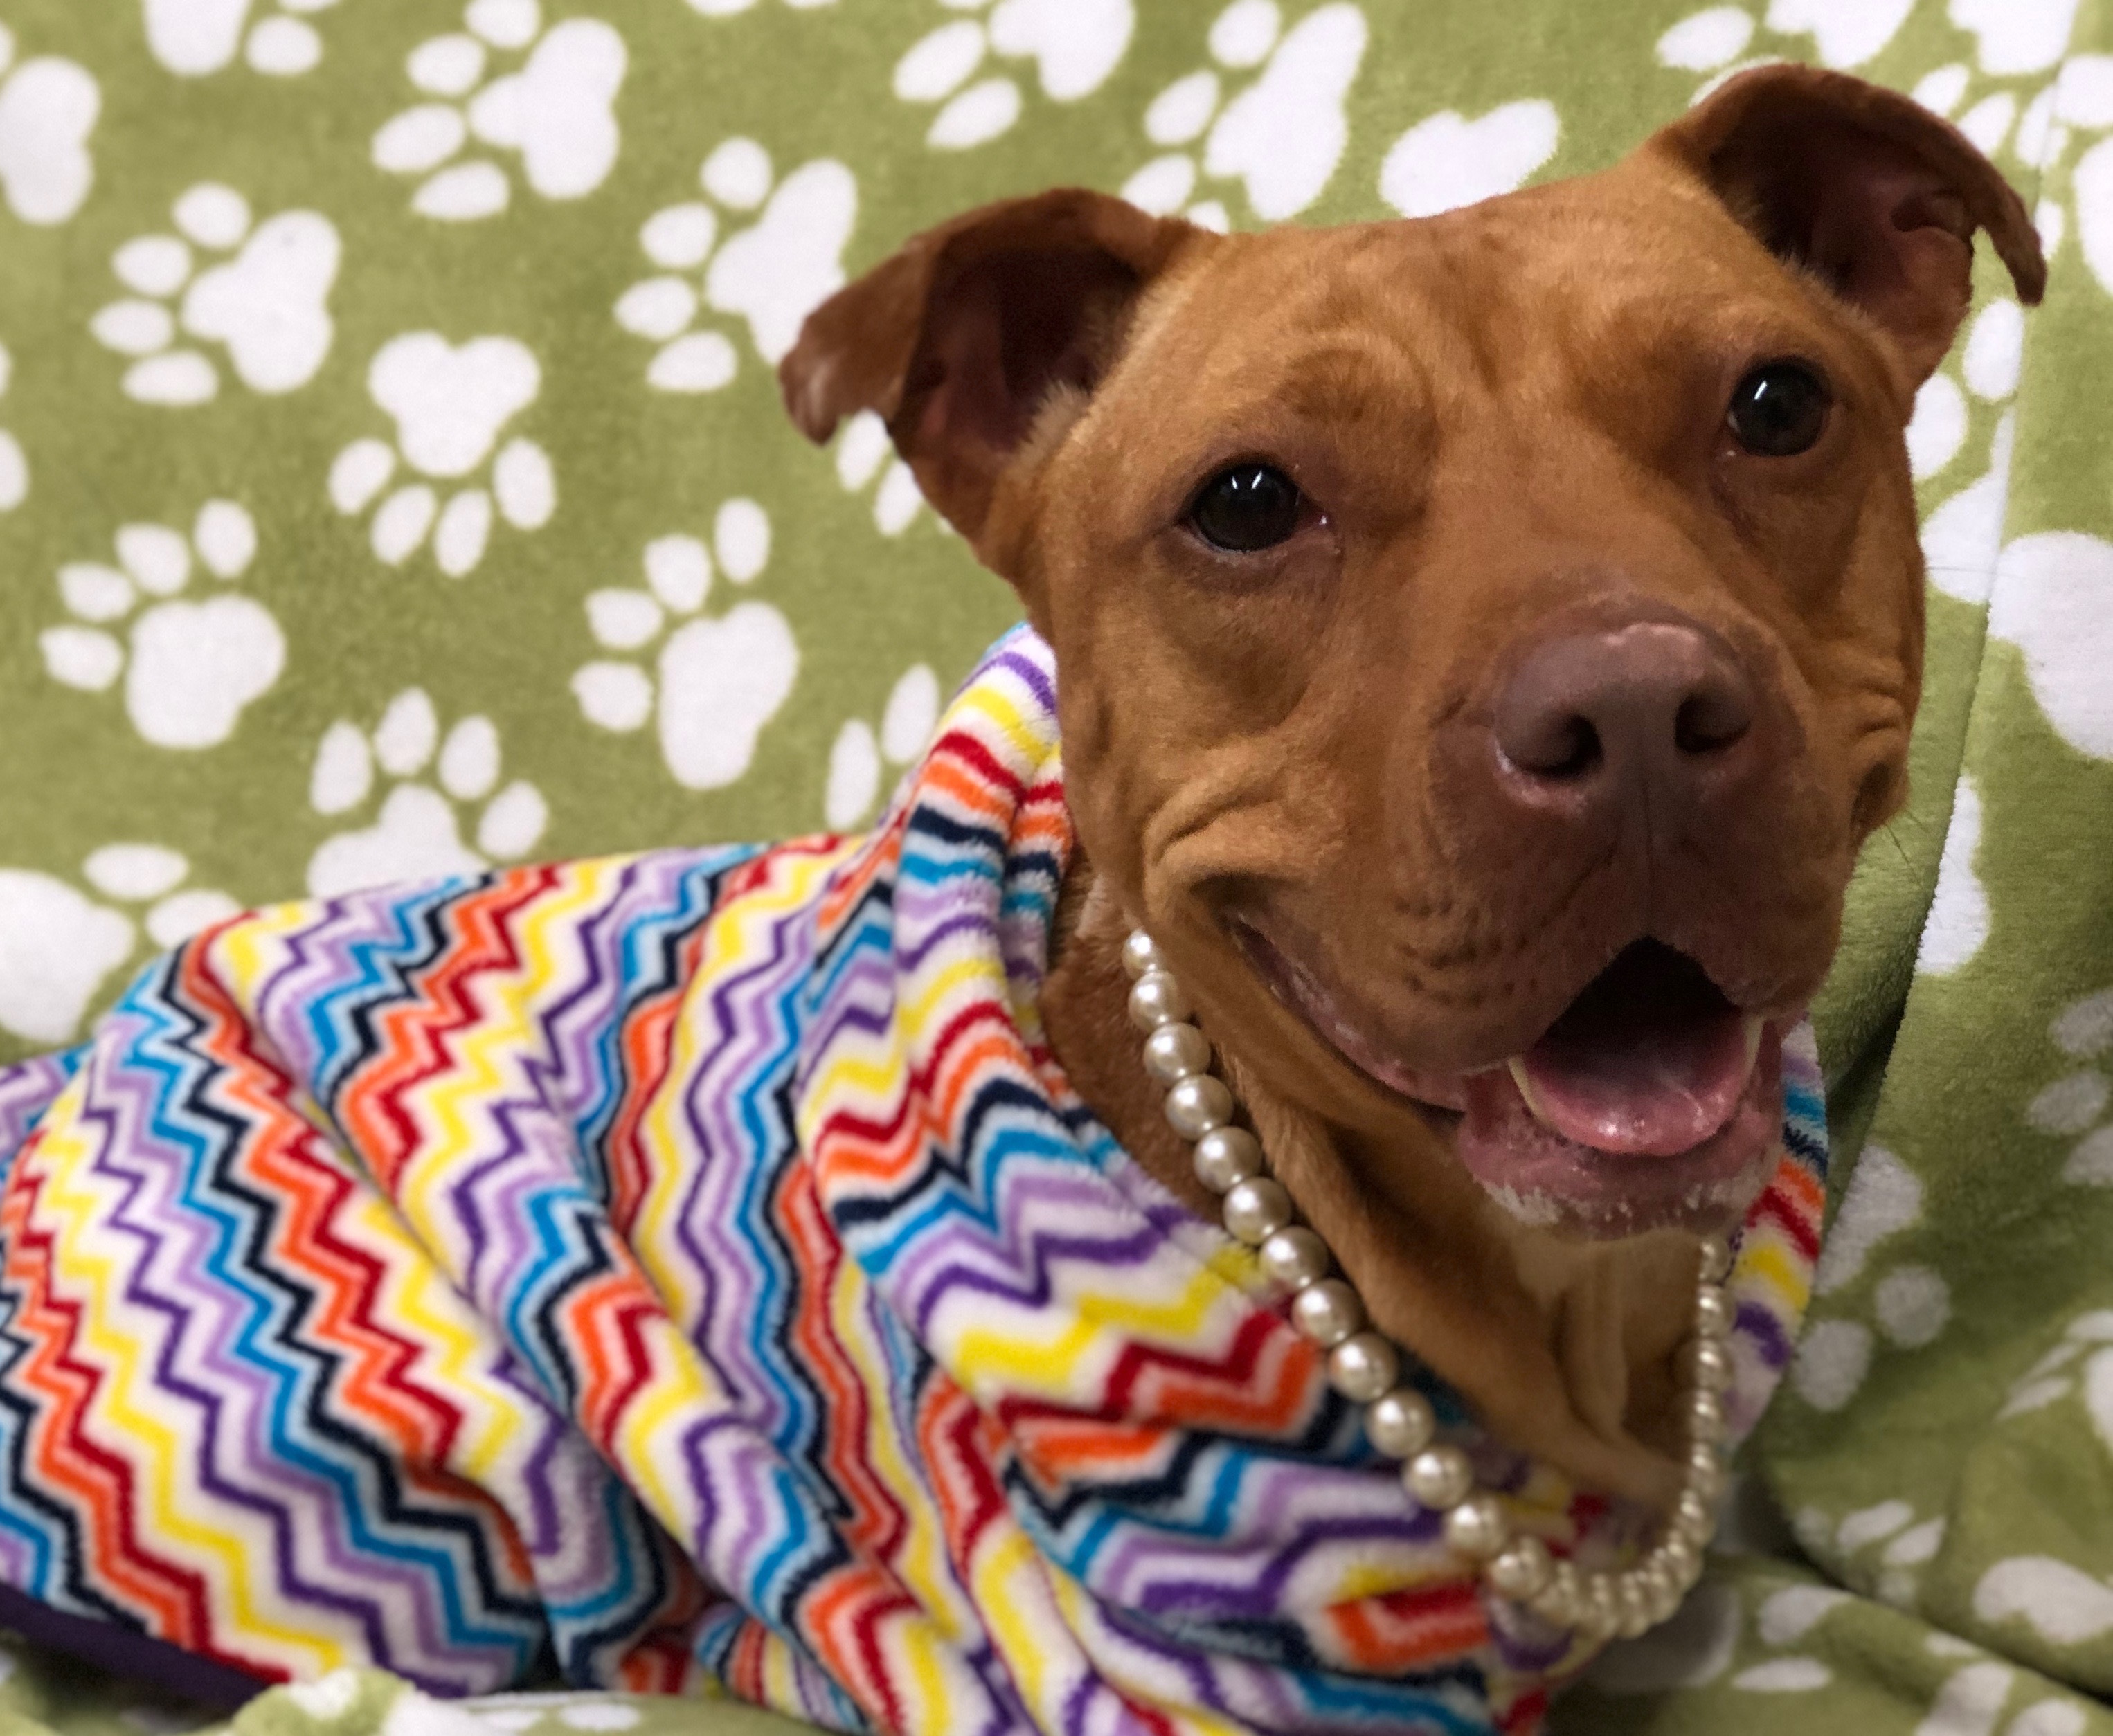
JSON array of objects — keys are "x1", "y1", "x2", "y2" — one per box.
[{"x1": 0, "y1": 630, "x2": 1827, "y2": 1735}]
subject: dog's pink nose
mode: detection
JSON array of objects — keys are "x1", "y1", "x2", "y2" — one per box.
[{"x1": 1492, "y1": 617, "x2": 1755, "y2": 819}]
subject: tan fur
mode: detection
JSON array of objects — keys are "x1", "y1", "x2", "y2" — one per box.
[{"x1": 779, "y1": 66, "x2": 2045, "y2": 1508}]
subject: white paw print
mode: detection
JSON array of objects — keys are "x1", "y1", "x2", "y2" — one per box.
[
  {"x1": 678, "y1": 0, "x2": 834, "y2": 15},
  {"x1": 829, "y1": 411, "x2": 926, "y2": 538},
  {"x1": 825, "y1": 664, "x2": 942, "y2": 831},
  {"x1": 90, "y1": 182, "x2": 339, "y2": 405},
  {"x1": 38, "y1": 500, "x2": 286, "y2": 750},
  {"x1": 372, "y1": 0, "x2": 625, "y2": 222},
  {"x1": 328, "y1": 331, "x2": 554, "y2": 574},
  {"x1": 2026, "y1": 988, "x2": 2113, "y2": 1186},
  {"x1": 0, "y1": 844, "x2": 240, "y2": 1046},
  {"x1": 570, "y1": 505, "x2": 798, "y2": 793},
  {"x1": 892, "y1": 0, "x2": 1135, "y2": 150},
  {"x1": 307, "y1": 689, "x2": 549, "y2": 898},
  {"x1": 1121, "y1": 1, "x2": 1367, "y2": 227},
  {"x1": 1790, "y1": 1144, "x2": 1951, "y2": 1415},
  {"x1": 1377, "y1": 98, "x2": 1560, "y2": 220},
  {"x1": 0, "y1": 340, "x2": 26, "y2": 512},
  {"x1": 141, "y1": 0, "x2": 341, "y2": 78},
  {"x1": 0, "y1": 23, "x2": 98, "y2": 225},
  {"x1": 615, "y1": 138, "x2": 856, "y2": 392}
]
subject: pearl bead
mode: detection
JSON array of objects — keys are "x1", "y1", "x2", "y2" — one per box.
[
  {"x1": 1404, "y1": 1445, "x2": 1475, "y2": 1511},
  {"x1": 1128, "y1": 970, "x2": 1192, "y2": 1032},
  {"x1": 1531, "y1": 1561, "x2": 1581, "y2": 1627},
  {"x1": 1259, "y1": 1226, "x2": 1331, "y2": 1288},
  {"x1": 1615, "y1": 1574, "x2": 1655, "y2": 1638},
  {"x1": 1365, "y1": 1389, "x2": 1436, "y2": 1458},
  {"x1": 1654, "y1": 1532, "x2": 1700, "y2": 1587},
  {"x1": 1443, "y1": 1494, "x2": 1509, "y2": 1560},
  {"x1": 1672, "y1": 1488, "x2": 1714, "y2": 1547},
  {"x1": 1328, "y1": 1332, "x2": 1399, "y2": 1402},
  {"x1": 1221, "y1": 1177, "x2": 1292, "y2": 1244},
  {"x1": 1635, "y1": 1561, "x2": 1682, "y2": 1624},
  {"x1": 1291, "y1": 1278, "x2": 1364, "y2": 1347},
  {"x1": 1685, "y1": 1442, "x2": 1725, "y2": 1501},
  {"x1": 1698, "y1": 1235, "x2": 1734, "y2": 1283},
  {"x1": 1121, "y1": 930, "x2": 1165, "y2": 980},
  {"x1": 1165, "y1": 1074, "x2": 1234, "y2": 1139},
  {"x1": 1193, "y1": 1127, "x2": 1263, "y2": 1193},
  {"x1": 1486, "y1": 1535, "x2": 1553, "y2": 1601},
  {"x1": 1142, "y1": 1021, "x2": 1212, "y2": 1085},
  {"x1": 1121, "y1": 933, "x2": 1725, "y2": 1648},
  {"x1": 1579, "y1": 1574, "x2": 1621, "y2": 1641},
  {"x1": 1684, "y1": 1337, "x2": 1734, "y2": 1393}
]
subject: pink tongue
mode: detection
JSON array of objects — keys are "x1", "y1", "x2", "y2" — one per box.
[{"x1": 1515, "y1": 945, "x2": 1754, "y2": 1157}]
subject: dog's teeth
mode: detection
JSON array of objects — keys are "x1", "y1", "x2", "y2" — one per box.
[
  {"x1": 1506, "y1": 1056, "x2": 1552, "y2": 1126},
  {"x1": 1741, "y1": 1014, "x2": 1765, "y2": 1074}
]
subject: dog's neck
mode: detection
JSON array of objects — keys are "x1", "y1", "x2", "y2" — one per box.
[{"x1": 1042, "y1": 851, "x2": 1693, "y2": 1510}]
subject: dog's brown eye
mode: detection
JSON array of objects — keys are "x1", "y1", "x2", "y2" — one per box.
[
  {"x1": 1189, "y1": 463, "x2": 1302, "y2": 552},
  {"x1": 1726, "y1": 362, "x2": 1829, "y2": 457}
]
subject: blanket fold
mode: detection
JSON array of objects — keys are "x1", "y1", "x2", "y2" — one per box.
[{"x1": 0, "y1": 630, "x2": 1825, "y2": 1735}]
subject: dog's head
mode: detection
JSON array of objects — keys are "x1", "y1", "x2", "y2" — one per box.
[{"x1": 784, "y1": 67, "x2": 2042, "y2": 1245}]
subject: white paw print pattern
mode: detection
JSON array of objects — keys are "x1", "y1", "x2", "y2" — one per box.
[
  {"x1": 678, "y1": 0, "x2": 832, "y2": 15},
  {"x1": 329, "y1": 332, "x2": 555, "y2": 574},
  {"x1": 893, "y1": 0, "x2": 1135, "y2": 151},
  {"x1": 829, "y1": 411, "x2": 926, "y2": 539},
  {"x1": 0, "y1": 22, "x2": 98, "y2": 225},
  {"x1": 0, "y1": 340, "x2": 25, "y2": 512},
  {"x1": 91, "y1": 182, "x2": 339, "y2": 406},
  {"x1": 141, "y1": 0, "x2": 341, "y2": 78},
  {"x1": 1121, "y1": 0, "x2": 1368, "y2": 229},
  {"x1": 2023, "y1": 988, "x2": 2113, "y2": 1187},
  {"x1": 1790, "y1": 1145, "x2": 1952, "y2": 1415},
  {"x1": 615, "y1": 138, "x2": 856, "y2": 393},
  {"x1": 825, "y1": 664, "x2": 942, "y2": 831},
  {"x1": 1378, "y1": 93, "x2": 1559, "y2": 221},
  {"x1": 38, "y1": 500, "x2": 286, "y2": 750},
  {"x1": 0, "y1": 844, "x2": 240, "y2": 1046},
  {"x1": 372, "y1": 0, "x2": 625, "y2": 222},
  {"x1": 570, "y1": 505, "x2": 798, "y2": 793},
  {"x1": 307, "y1": 690, "x2": 548, "y2": 898}
]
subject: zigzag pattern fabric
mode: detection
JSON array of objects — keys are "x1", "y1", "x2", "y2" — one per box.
[{"x1": 0, "y1": 629, "x2": 1828, "y2": 1735}]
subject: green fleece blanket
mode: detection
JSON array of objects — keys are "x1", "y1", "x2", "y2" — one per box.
[{"x1": 1, "y1": 1, "x2": 2112, "y2": 1733}]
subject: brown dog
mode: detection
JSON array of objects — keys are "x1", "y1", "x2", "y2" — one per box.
[{"x1": 782, "y1": 65, "x2": 2043, "y2": 1515}]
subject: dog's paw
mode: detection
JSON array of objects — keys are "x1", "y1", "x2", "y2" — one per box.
[
  {"x1": 329, "y1": 332, "x2": 554, "y2": 575},
  {"x1": 616, "y1": 138, "x2": 857, "y2": 392},
  {"x1": 571, "y1": 511, "x2": 799, "y2": 793},
  {"x1": 307, "y1": 690, "x2": 549, "y2": 898},
  {"x1": 91, "y1": 182, "x2": 339, "y2": 404},
  {"x1": 372, "y1": 1, "x2": 625, "y2": 221},
  {"x1": 39, "y1": 500, "x2": 286, "y2": 750}
]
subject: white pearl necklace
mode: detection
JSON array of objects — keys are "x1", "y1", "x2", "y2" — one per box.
[{"x1": 1122, "y1": 928, "x2": 1736, "y2": 1643}]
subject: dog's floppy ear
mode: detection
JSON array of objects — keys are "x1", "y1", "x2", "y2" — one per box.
[
  {"x1": 1649, "y1": 64, "x2": 2046, "y2": 383},
  {"x1": 780, "y1": 188, "x2": 1203, "y2": 559}
]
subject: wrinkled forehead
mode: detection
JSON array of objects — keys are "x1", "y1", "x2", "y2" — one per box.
[{"x1": 1111, "y1": 172, "x2": 1870, "y2": 442}]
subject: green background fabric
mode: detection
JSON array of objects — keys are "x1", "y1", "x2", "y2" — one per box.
[{"x1": 3, "y1": 1, "x2": 2113, "y2": 1732}]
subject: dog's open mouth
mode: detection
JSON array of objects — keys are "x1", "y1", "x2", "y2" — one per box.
[{"x1": 1232, "y1": 925, "x2": 1783, "y2": 1238}]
